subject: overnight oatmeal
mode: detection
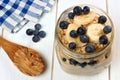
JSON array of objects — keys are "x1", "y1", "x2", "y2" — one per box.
[{"x1": 55, "y1": 5, "x2": 114, "y2": 75}]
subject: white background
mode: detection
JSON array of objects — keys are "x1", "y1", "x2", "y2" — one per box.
[{"x1": 0, "y1": 0, "x2": 120, "y2": 80}]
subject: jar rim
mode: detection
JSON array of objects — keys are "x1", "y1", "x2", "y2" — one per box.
[{"x1": 55, "y1": 4, "x2": 114, "y2": 58}]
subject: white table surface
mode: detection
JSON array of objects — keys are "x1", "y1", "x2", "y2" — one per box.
[{"x1": 0, "y1": 0, "x2": 120, "y2": 80}]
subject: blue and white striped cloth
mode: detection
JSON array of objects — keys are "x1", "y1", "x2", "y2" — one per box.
[{"x1": 0, "y1": 0, "x2": 55, "y2": 33}]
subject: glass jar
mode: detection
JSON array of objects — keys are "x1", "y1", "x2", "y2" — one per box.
[{"x1": 55, "y1": 4, "x2": 114, "y2": 75}]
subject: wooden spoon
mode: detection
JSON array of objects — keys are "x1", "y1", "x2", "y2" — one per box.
[{"x1": 0, "y1": 36, "x2": 45, "y2": 76}]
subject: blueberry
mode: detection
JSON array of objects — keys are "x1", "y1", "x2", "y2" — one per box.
[
  {"x1": 88, "y1": 60, "x2": 97, "y2": 66},
  {"x1": 32, "y1": 36, "x2": 40, "y2": 42},
  {"x1": 85, "y1": 44, "x2": 95, "y2": 53},
  {"x1": 77, "y1": 26, "x2": 86, "y2": 35},
  {"x1": 78, "y1": 62, "x2": 87, "y2": 68},
  {"x1": 103, "y1": 25, "x2": 112, "y2": 34},
  {"x1": 62, "y1": 58, "x2": 66, "y2": 62},
  {"x1": 105, "y1": 54, "x2": 108, "y2": 59},
  {"x1": 73, "y1": 6, "x2": 83, "y2": 15},
  {"x1": 69, "y1": 58, "x2": 78, "y2": 65},
  {"x1": 59, "y1": 21, "x2": 69, "y2": 29},
  {"x1": 35, "y1": 23, "x2": 41, "y2": 30},
  {"x1": 83, "y1": 6, "x2": 90, "y2": 14},
  {"x1": 70, "y1": 30, "x2": 78, "y2": 38},
  {"x1": 98, "y1": 15, "x2": 107, "y2": 24},
  {"x1": 68, "y1": 12, "x2": 75, "y2": 19},
  {"x1": 99, "y1": 35, "x2": 108, "y2": 44},
  {"x1": 68, "y1": 42, "x2": 76, "y2": 50},
  {"x1": 33, "y1": 30, "x2": 39, "y2": 36},
  {"x1": 26, "y1": 29, "x2": 34, "y2": 35},
  {"x1": 38, "y1": 31, "x2": 46, "y2": 38},
  {"x1": 80, "y1": 35, "x2": 89, "y2": 43}
]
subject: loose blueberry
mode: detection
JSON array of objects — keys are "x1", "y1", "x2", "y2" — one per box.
[
  {"x1": 68, "y1": 12, "x2": 75, "y2": 19},
  {"x1": 62, "y1": 58, "x2": 66, "y2": 62},
  {"x1": 77, "y1": 26, "x2": 86, "y2": 35},
  {"x1": 85, "y1": 44, "x2": 95, "y2": 53},
  {"x1": 78, "y1": 62, "x2": 87, "y2": 68},
  {"x1": 32, "y1": 36, "x2": 40, "y2": 42},
  {"x1": 35, "y1": 23, "x2": 41, "y2": 30},
  {"x1": 98, "y1": 15, "x2": 107, "y2": 24},
  {"x1": 73, "y1": 6, "x2": 83, "y2": 15},
  {"x1": 26, "y1": 29, "x2": 34, "y2": 35},
  {"x1": 38, "y1": 31, "x2": 46, "y2": 38},
  {"x1": 88, "y1": 60, "x2": 97, "y2": 66},
  {"x1": 69, "y1": 58, "x2": 78, "y2": 65},
  {"x1": 80, "y1": 35, "x2": 89, "y2": 43},
  {"x1": 70, "y1": 30, "x2": 78, "y2": 38},
  {"x1": 103, "y1": 25, "x2": 112, "y2": 34},
  {"x1": 33, "y1": 30, "x2": 39, "y2": 36},
  {"x1": 68, "y1": 42, "x2": 76, "y2": 50},
  {"x1": 59, "y1": 21, "x2": 69, "y2": 29},
  {"x1": 99, "y1": 35, "x2": 108, "y2": 44},
  {"x1": 83, "y1": 6, "x2": 90, "y2": 14}
]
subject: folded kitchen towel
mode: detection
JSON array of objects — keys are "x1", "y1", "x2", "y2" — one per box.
[
  {"x1": 40, "y1": 0, "x2": 56, "y2": 12},
  {"x1": 0, "y1": 0, "x2": 55, "y2": 33},
  {"x1": 0, "y1": 5, "x2": 29, "y2": 33}
]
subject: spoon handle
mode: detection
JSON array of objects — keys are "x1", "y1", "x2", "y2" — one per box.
[
  {"x1": 0, "y1": 36, "x2": 13, "y2": 44},
  {"x1": 0, "y1": 36, "x2": 8, "y2": 46}
]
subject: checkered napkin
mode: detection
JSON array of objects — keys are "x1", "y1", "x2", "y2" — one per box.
[{"x1": 0, "y1": 0, "x2": 55, "y2": 33}]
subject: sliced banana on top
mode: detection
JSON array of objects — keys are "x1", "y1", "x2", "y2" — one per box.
[
  {"x1": 65, "y1": 24, "x2": 79, "y2": 43},
  {"x1": 106, "y1": 32, "x2": 112, "y2": 41},
  {"x1": 74, "y1": 11, "x2": 96, "y2": 26},
  {"x1": 87, "y1": 23, "x2": 104, "y2": 43},
  {"x1": 65, "y1": 24, "x2": 86, "y2": 47}
]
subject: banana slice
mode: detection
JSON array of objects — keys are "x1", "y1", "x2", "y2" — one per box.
[
  {"x1": 65, "y1": 24, "x2": 79, "y2": 43},
  {"x1": 74, "y1": 11, "x2": 96, "y2": 26},
  {"x1": 87, "y1": 23, "x2": 104, "y2": 43},
  {"x1": 106, "y1": 32, "x2": 112, "y2": 41},
  {"x1": 65, "y1": 24, "x2": 86, "y2": 47}
]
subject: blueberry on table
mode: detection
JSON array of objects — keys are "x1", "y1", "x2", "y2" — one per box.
[
  {"x1": 68, "y1": 12, "x2": 75, "y2": 19},
  {"x1": 103, "y1": 25, "x2": 112, "y2": 34},
  {"x1": 88, "y1": 60, "x2": 97, "y2": 66},
  {"x1": 73, "y1": 6, "x2": 83, "y2": 15},
  {"x1": 70, "y1": 30, "x2": 78, "y2": 38},
  {"x1": 69, "y1": 58, "x2": 78, "y2": 65},
  {"x1": 32, "y1": 36, "x2": 40, "y2": 42},
  {"x1": 99, "y1": 35, "x2": 108, "y2": 44},
  {"x1": 80, "y1": 35, "x2": 89, "y2": 43},
  {"x1": 59, "y1": 21, "x2": 69, "y2": 29},
  {"x1": 85, "y1": 44, "x2": 95, "y2": 53},
  {"x1": 33, "y1": 30, "x2": 39, "y2": 36},
  {"x1": 98, "y1": 15, "x2": 107, "y2": 24},
  {"x1": 77, "y1": 26, "x2": 86, "y2": 35},
  {"x1": 26, "y1": 23, "x2": 46, "y2": 43},
  {"x1": 26, "y1": 29, "x2": 34, "y2": 35},
  {"x1": 68, "y1": 42, "x2": 76, "y2": 50},
  {"x1": 38, "y1": 31, "x2": 46, "y2": 38},
  {"x1": 78, "y1": 62, "x2": 87, "y2": 68},
  {"x1": 35, "y1": 23, "x2": 41, "y2": 30},
  {"x1": 83, "y1": 6, "x2": 90, "y2": 14}
]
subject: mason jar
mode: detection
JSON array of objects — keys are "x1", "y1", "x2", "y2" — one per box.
[{"x1": 55, "y1": 4, "x2": 114, "y2": 75}]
